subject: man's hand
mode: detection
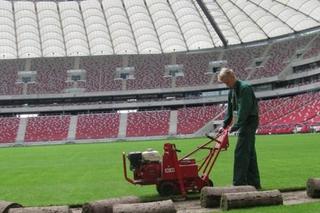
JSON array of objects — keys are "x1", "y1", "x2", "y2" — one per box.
[
  {"x1": 217, "y1": 126, "x2": 225, "y2": 133},
  {"x1": 229, "y1": 125, "x2": 239, "y2": 133}
]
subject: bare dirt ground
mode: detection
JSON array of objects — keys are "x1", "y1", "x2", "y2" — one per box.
[{"x1": 70, "y1": 190, "x2": 320, "y2": 213}]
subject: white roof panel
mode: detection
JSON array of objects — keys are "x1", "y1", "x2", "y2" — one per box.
[
  {"x1": 102, "y1": 0, "x2": 137, "y2": 54},
  {"x1": 0, "y1": 0, "x2": 319, "y2": 58},
  {"x1": 146, "y1": 0, "x2": 187, "y2": 52},
  {"x1": 170, "y1": 0, "x2": 214, "y2": 50},
  {"x1": 59, "y1": 1, "x2": 90, "y2": 56},
  {"x1": 37, "y1": 2, "x2": 66, "y2": 57},
  {"x1": 0, "y1": 0, "x2": 16, "y2": 58},
  {"x1": 15, "y1": 1, "x2": 41, "y2": 58},
  {"x1": 81, "y1": 0, "x2": 113, "y2": 55},
  {"x1": 124, "y1": 0, "x2": 161, "y2": 54}
]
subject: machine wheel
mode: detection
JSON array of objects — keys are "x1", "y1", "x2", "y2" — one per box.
[
  {"x1": 157, "y1": 181, "x2": 179, "y2": 196},
  {"x1": 206, "y1": 179, "x2": 214, "y2": 187}
]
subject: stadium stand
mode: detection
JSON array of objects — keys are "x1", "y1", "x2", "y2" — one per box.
[
  {"x1": 126, "y1": 54, "x2": 172, "y2": 90},
  {"x1": 76, "y1": 113, "x2": 120, "y2": 139},
  {"x1": 308, "y1": 114, "x2": 320, "y2": 125},
  {"x1": 303, "y1": 35, "x2": 320, "y2": 59},
  {"x1": 258, "y1": 93, "x2": 315, "y2": 126},
  {"x1": 0, "y1": 59, "x2": 24, "y2": 95},
  {"x1": 258, "y1": 92, "x2": 320, "y2": 134},
  {"x1": 258, "y1": 97, "x2": 290, "y2": 120},
  {"x1": 270, "y1": 99, "x2": 320, "y2": 126},
  {"x1": 126, "y1": 110, "x2": 170, "y2": 137},
  {"x1": 256, "y1": 124, "x2": 295, "y2": 135},
  {"x1": 249, "y1": 36, "x2": 313, "y2": 79},
  {"x1": 79, "y1": 55, "x2": 122, "y2": 92},
  {"x1": 177, "y1": 105, "x2": 224, "y2": 135},
  {"x1": 0, "y1": 33, "x2": 318, "y2": 96},
  {"x1": 0, "y1": 0, "x2": 319, "y2": 144},
  {"x1": 24, "y1": 115, "x2": 71, "y2": 142},
  {"x1": 0, "y1": 117, "x2": 20, "y2": 143},
  {"x1": 175, "y1": 52, "x2": 219, "y2": 87},
  {"x1": 29, "y1": 57, "x2": 72, "y2": 94},
  {"x1": 0, "y1": 89, "x2": 319, "y2": 143},
  {"x1": 224, "y1": 45, "x2": 266, "y2": 80}
]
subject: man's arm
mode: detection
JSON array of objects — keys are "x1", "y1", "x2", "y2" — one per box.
[
  {"x1": 223, "y1": 90, "x2": 233, "y2": 128},
  {"x1": 232, "y1": 86, "x2": 253, "y2": 129}
]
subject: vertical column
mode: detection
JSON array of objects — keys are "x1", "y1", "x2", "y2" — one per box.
[
  {"x1": 25, "y1": 58, "x2": 31, "y2": 70},
  {"x1": 34, "y1": 2, "x2": 43, "y2": 57},
  {"x1": 22, "y1": 84, "x2": 27, "y2": 95},
  {"x1": 11, "y1": 1, "x2": 19, "y2": 58},
  {"x1": 171, "y1": 77, "x2": 176, "y2": 88},
  {"x1": 122, "y1": 79, "x2": 127, "y2": 90},
  {"x1": 56, "y1": 2, "x2": 68, "y2": 56},
  {"x1": 15, "y1": 117, "x2": 28, "y2": 144},
  {"x1": 118, "y1": 112, "x2": 128, "y2": 138},
  {"x1": 74, "y1": 57, "x2": 80, "y2": 69},
  {"x1": 67, "y1": 115, "x2": 78, "y2": 141},
  {"x1": 169, "y1": 110, "x2": 177, "y2": 136},
  {"x1": 78, "y1": 1, "x2": 91, "y2": 55},
  {"x1": 210, "y1": 74, "x2": 217, "y2": 84}
]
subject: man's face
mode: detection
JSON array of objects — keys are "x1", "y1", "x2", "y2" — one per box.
[{"x1": 221, "y1": 76, "x2": 235, "y2": 88}]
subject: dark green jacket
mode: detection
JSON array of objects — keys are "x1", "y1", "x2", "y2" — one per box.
[{"x1": 223, "y1": 80, "x2": 259, "y2": 129}]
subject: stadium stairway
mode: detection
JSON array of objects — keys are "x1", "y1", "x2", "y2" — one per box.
[
  {"x1": 169, "y1": 110, "x2": 178, "y2": 136},
  {"x1": 118, "y1": 113, "x2": 128, "y2": 138},
  {"x1": 193, "y1": 108, "x2": 226, "y2": 137},
  {"x1": 16, "y1": 117, "x2": 27, "y2": 144},
  {"x1": 278, "y1": 34, "x2": 319, "y2": 80},
  {"x1": 67, "y1": 115, "x2": 78, "y2": 141}
]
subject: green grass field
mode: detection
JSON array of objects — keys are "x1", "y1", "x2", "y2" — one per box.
[{"x1": 0, "y1": 133, "x2": 319, "y2": 212}]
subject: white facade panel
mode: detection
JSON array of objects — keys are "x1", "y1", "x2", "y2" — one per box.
[
  {"x1": 124, "y1": 0, "x2": 161, "y2": 54},
  {"x1": 0, "y1": 1, "x2": 16, "y2": 59},
  {"x1": 59, "y1": 1, "x2": 89, "y2": 56},
  {"x1": 203, "y1": 0, "x2": 241, "y2": 45},
  {"x1": 102, "y1": 0, "x2": 137, "y2": 54},
  {"x1": 169, "y1": 0, "x2": 214, "y2": 50},
  {"x1": 14, "y1": 1, "x2": 41, "y2": 58},
  {"x1": 37, "y1": 2, "x2": 66, "y2": 57},
  {"x1": 81, "y1": 0, "x2": 113, "y2": 55},
  {"x1": 146, "y1": 0, "x2": 187, "y2": 52}
]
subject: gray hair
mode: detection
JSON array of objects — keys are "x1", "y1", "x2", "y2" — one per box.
[{"x1": 218, "y1": 67, "x2": 236, "y2": 82}]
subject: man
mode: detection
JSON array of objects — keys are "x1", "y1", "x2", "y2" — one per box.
[{"x1": 218, "y1": 67, "x2": 261, "y2": 189}]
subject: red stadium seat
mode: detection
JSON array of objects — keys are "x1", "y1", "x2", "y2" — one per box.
[
  {"x1": 25, "y1": 115, "x2": 71, "y2": 142},
  {"x1": 126, "y1": 111, "x2": 170, "y2": 137},
  {"x1": 76, "y1": 113, "x2": 120, "y2": 139},
  {"x1": 0, "y1": 117, "x2": 20, "y2": 143}
]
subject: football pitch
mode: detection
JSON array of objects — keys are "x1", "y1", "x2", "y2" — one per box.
[{"x1": 0, "y1": 133, "x2": 319, "y2": 210}]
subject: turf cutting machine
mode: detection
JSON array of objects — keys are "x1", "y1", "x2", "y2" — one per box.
[{"x1": 122, "y1": 129, "x2": 229, "y2": 196}]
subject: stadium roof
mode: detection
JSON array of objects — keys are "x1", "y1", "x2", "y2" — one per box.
[{"x1": 1, "y1": 0, "x2": 320, "y2": 58}]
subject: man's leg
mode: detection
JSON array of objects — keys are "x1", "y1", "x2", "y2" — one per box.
[
  {"x1": 233, "y1": 131, "x2": 251, "y2": 186},
  {"x1": 247, "y1": 131, "x2": 261, "y2": 189}
]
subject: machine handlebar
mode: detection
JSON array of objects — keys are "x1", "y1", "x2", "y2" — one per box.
[{"x1": 173, "y1": 144, "x2": 181, "y2": 152}]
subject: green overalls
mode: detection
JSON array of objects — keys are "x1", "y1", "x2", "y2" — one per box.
[{"x1": 223, "y1": 80, "x2": 261, "y2": 189}]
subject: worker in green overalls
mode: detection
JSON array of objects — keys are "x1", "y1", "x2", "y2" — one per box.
[{"x1": 218, "y1": 67, "x2": 261, "y2": 189}]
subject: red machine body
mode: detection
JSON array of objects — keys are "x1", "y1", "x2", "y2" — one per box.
[{"x1": 122, "y1": 130, "x2": 229, "y2": 196}]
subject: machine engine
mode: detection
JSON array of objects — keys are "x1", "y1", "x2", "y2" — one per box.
[{"x1": 127, "y1": 148, "x2": 162, "y2": 184}]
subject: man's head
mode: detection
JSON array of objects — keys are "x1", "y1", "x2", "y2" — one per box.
[{"x1": 218, "y1": 67, "x2": 237, "y2": 88}]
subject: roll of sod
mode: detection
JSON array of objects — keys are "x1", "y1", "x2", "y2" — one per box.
[
  {"x1": 0, "y1": 201, "x2": 22, "y2": 213},
  {"x1": 220, "y1": 190, "x2": 283, "y2": 211},
  {"x1": 200, "y1": 186, "x2": 257, "y2": 208},
  {"x1": 307, "y1": 178, "x2": 320, "y2": 198},
  {"x1": 8, "y1": 206, "x2": 70, "y2": 213},
  {"x1": 82, "y1": 196, "x2": 141, "y2": 213},
  {"x1": 113, "y1": 200, "x2": 176, "y2": 213}
]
